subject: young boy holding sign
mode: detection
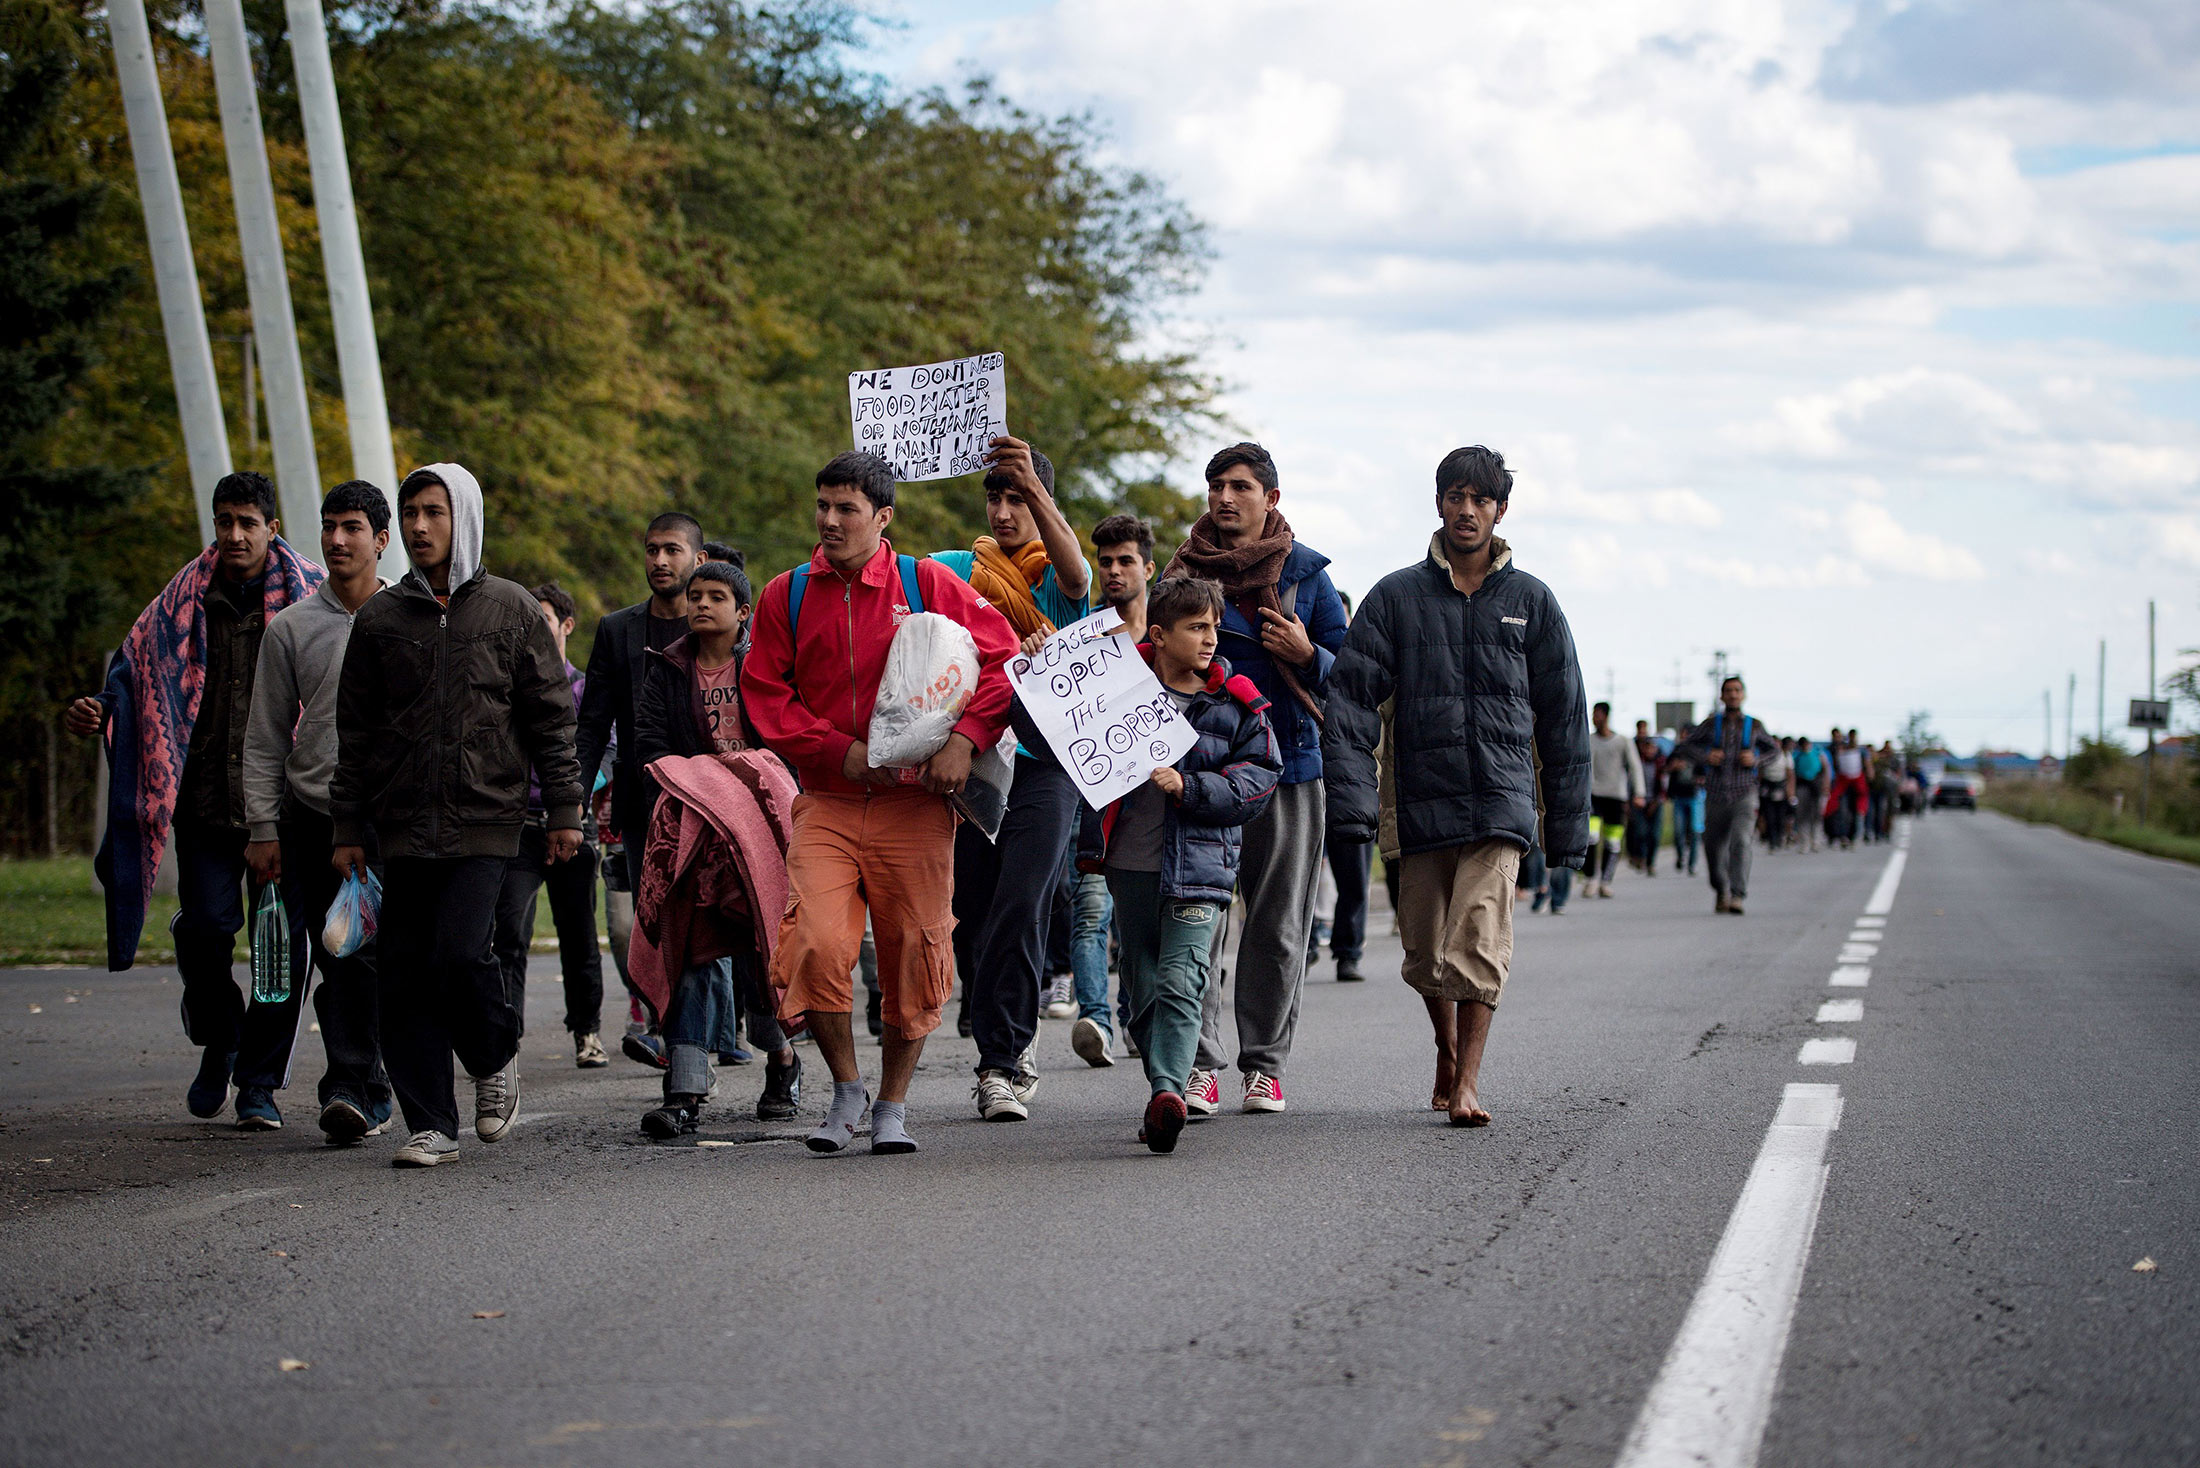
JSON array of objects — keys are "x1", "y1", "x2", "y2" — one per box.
[{"x1": 1096, "y1": 578, "x2": 1281, "y2": 1154}]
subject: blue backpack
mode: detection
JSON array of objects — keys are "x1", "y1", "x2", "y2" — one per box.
[{"x1": 786, "y1": 554, "x2": 924, "y2": 630}]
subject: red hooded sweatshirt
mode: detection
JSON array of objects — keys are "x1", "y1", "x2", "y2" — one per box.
[{"x1": 742, "y1": 537, "x2": 1017, "y2": 795}]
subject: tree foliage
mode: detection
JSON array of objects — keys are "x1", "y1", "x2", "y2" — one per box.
[{"x1": 0, "y1": 0, "x2": 1215, "y2": 852}]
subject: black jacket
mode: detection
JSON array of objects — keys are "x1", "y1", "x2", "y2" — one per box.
[
  {"x1": 330, "y1": 570, "x2": 584, "y2": 858},
  {"x1": 634, "y1": 634, "x2": 760, "y2": 770},
  {"x1": 1321, "y1": 536, "x2": 1592, "y2": 867},
  {"x1": 1093, "y1": 651, "x2": 1282, "y2": 903},
  {"x1": 575, "y1": 601, "x2": 682, "y2": 848}
]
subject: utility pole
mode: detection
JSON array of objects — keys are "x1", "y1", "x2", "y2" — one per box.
[
  {"x1": 2143, "y1": 600, "x2": 2156, "y2": 824},
  {"x1": 2043, "y1": 689, "x2": 2052, "y2": 767},
  {"x1": 2066, "y1": 671, "x2": 2075, "y2": 762},
  {"x1": 241, "y1": 331, "x2": 257, "y2": 455},
  {"x1": 2097, "y1": 638, "x2": 2106, "y2": 745},
  {"x1": 108, "y1": 0, "x2": 231, "y2": 543},
  {"x1": 286, "y1": 0, "x2": 405, "y2": 579},
  {"x1": 204, "y1": 0, "x2": 322, "y2": 540}
]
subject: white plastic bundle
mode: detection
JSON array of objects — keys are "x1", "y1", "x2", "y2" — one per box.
[{"x1": 868, "y1": 612, "x2": 982, "y2": 768}]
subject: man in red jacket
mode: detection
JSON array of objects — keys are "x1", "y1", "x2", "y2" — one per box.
[{"x1": 743, "y1": 450, "x2": 1017, "y2": 1155}]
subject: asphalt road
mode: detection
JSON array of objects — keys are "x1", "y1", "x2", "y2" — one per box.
[{"x1": 1, "y1": 810, "x2": 2193, "y2": 1466}]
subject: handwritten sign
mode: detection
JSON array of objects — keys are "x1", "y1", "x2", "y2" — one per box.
[
  {"x1": 848, "y1": 351, "x2": 1007, "y2": 483},
  {"x1": 1010, "y1": 610, "x2": 1200, "y2": 810}
]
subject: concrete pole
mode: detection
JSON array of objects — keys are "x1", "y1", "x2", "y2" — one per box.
[
  {"x1": 203, "y1": 0, "x2": 322, "y2": 543},
  {"x1": 2097, "y1": 638, "x2": 2105, "y2": 744},
  {"x1": 285, "y1": 0, "x2": 405, "y2": 579},
  {"x1": 107, "y1": 0, "x2": 230, "y2": 544},
  {"x1": 2143, "y1": 600, "x2": 2156, "y2": 824}
]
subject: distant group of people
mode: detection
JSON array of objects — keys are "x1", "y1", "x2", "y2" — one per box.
[
  {"x1": 75, "y1": 434, "x2": 1599, "y2": 1161},
  {"x1": 1515, "y1": 689, "x2": 1922, "y2": 918}
]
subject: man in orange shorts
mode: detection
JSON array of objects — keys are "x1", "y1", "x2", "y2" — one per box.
[{"x1": 742, "y1": 451, "x2": 1017, "y2": 1154}]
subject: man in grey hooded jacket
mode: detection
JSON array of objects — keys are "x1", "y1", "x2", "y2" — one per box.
[{"x1": 329, "y1": 464, "x2": 585, "y2": 1168}]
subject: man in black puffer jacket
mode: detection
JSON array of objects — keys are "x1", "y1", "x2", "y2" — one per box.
[{"x1": 1321, "y1": 444, "x2": 1590, "y2": 1128}]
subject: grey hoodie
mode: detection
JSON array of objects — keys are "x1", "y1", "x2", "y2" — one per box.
[
  {"x1": 406, "y1": 461, "x2": 483, "y2": 592},
  {"x1": 243, "y1": 576, "x2": 390, "y2": 840}
]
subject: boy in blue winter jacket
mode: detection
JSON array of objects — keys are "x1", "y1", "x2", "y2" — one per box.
[{"x1": 1095, "y1": 577, "x2": 1282, "y2": 1153}]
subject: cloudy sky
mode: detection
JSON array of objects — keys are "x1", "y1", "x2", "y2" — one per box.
[{"x1": 867, "y1": 0, "x2": 2198, "y2": 752}]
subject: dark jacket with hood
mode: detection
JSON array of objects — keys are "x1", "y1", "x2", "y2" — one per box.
[
  {"x1": 1091, "y1": 649, "x2": 1282, "y2": 903},
  {"x1": 634, "y1": 633, "x2": 761, "y2": 772},
  {"x1": 1321, "y1": 535, "x2": 1592, "y2": 867},
  {"x1": 330, "y1": 463, "x2": 584, "y2": 858}
]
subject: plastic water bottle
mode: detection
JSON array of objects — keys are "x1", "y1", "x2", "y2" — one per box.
[{"x1": 251, "y1": 885, "x2": 291, "y2": 1004}]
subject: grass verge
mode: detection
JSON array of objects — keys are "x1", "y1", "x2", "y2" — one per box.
[
  {"x1": 0, "y1": 856, "x2": 174, "y2": 967},
  {"x1": 1984, "y1": 784, "x2": 2200, "y2": 867}
]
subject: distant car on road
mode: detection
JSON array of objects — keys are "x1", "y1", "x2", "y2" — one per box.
[{"x1": 1933, "y1": 771, "x2": 1978, "y2": 809}]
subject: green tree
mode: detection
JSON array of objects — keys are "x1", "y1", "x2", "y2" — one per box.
[
  {"x1": 0, "y1": 0, "x2": 146, "y2": 854},
  {"x1": 1896, "y1": 709, "x2": 1943, "y2": 759}
]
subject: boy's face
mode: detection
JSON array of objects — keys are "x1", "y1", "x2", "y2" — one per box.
[
  {"x1": 687, "y1": 581, "x2": 747, "y2": 637},
  {"x1": 984, "y1": 482, "x2": 1038, "y2": 549},
  {"x1": 401, "y1": 485, "x2": 453, "y2": 572},
  {"x1": 1151, "y1": 608, "x2": 1218, "y2": 673}
]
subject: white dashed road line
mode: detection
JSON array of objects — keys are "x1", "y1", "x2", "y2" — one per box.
[
  {"x1": 1613, "y1": 1084, "x2": 1845, "y2": 1468},
  {"x1": 1615, "y1": 833, "x2": 1907, "y2": 1468}
]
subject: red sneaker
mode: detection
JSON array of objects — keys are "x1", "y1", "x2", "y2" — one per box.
[
  {"x1": 1141, "y1": 1091, "x2": 1188, "y2": 1154},
  {"x1": 1242, "y1": 1071, "x2": 1286, "y2": 1113},
  {"x1": 1184, "y1": 1068, "x2": 1221, "y2": 1117}
]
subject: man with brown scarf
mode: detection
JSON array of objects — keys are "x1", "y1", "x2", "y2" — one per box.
[
  {"x1": 929, "y1": 436, "x2": 1092, "y2": 1118},
  {"x1": 1163, "y1": 442, "x2": 1349, "y2": 1115}
]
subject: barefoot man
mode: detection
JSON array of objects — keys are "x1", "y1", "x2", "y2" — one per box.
[{"x1": 1320, "y1": 446, "x2": 1590, "y2": 1125}]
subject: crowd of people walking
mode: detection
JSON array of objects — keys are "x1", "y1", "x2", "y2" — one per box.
[{"x1": 66, "y1": 434, "x2": 1904, "y2": 1166}]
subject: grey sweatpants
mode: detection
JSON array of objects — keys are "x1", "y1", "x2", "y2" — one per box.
[
  {"x1": 1705, "y1": 793, "x2": 1758, "y2": 900},
  {"x1": 1198, "y1": 778, "x2": 1325, "y2": 1078}
]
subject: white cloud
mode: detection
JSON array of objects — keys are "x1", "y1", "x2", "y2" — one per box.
[
  {"x1": 1683, "y1": 553, "x2": 1871, "y2": 590},
  {"x1": 1841, "y1": 502, "x2": 1987, "y2": 581}
]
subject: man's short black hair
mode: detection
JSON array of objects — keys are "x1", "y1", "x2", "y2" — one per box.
[
  {"x1": 397, "y1": 467, "x2": 447, "y2": 507},
  {"x1": 1722, "y1": 676, "x2": 1746, "y2": 694},
  {"x1": 1204, "y1": 442, "x2": 1277, "y2": 492},
  {"x1": 686, "y1": 560, "x2": 752, "y2": 606},
  {"x1": 818, "y1": 451, "x2": 896, "y2": 512},
  {"x1": 212, "y1": 471, "x2": 278, "y2": 522},
  {"x1": 532, "y1": 583, "x2": 577, "y2": 623},
  {"x1": 322, "y1": 479, "x2": 389, "y2": 534},
  {"x1": 1436, "y1": 445, "x2": 1513, "y2": 503},
  {"x1": 984, "y1": 448, "x2": 1055, "y2": 496},
  {"x1": 646, "y1": 512, "x2": 705, "y2": 552},
  {"x1": 701, "y1": 540, "x2": 744, "y2": 567},
  {"x1": 1594, "y1": 700, "x2": 1612, "y2": 717},
  {"x1": 1148, "y1": 575, "x2": 1224, "y2": 630},
  {"x1": 1091, "y1": 513, "x2": 1154, "y2": 563}
]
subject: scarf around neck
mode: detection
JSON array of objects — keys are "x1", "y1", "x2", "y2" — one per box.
[
  {"x1": 1163, "y1": 508, "x2": 1322, "y2": 723},
  {"x1": 970, "y1": 535, "x2": 1056, "y2": 638}
]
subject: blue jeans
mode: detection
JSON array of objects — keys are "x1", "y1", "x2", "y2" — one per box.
[
  {"x1": 172, "y1": 818, "x2": 311, "y2": 1090},
  {"x1": 664, "y1": 956, "x2": 737, "y2": 1098},
  {"x1": 1105, "y1": 870, "x2": 1224, "y2": 1096},
  {"x1": 1672, "y1": 796, "x2": 1702, "y2": 870},
  {"x1": 1547, "y1": 864, "x2": 1574, "y2": 911},
  {"x1": 1071, "y1": 870, "x2": 1118, "y2": 1035}
]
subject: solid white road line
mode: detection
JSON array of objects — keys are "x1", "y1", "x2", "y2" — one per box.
[
  {"x1": 1797, "y1": 1038, "x2": 1856, "y2": 1065},
  {"x1": 1828, "y1": 966, "x2": 1869, "y2": 987},
  {"x1": 1863, "y1": 850, "x2": 1907, "y2": 915},
  {"x1": 1814, "y1": 1000, "x2": 1863, "y2": 1022},
  {"x1": 1613, "y1": 1083, "x2": 1844, "y2": 1468}
]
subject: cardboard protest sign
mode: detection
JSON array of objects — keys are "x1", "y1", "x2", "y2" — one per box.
[
  {"x1": 1010, "y1": 610, "x2": 1200, "y2": 810},
  {"x1": 848, "y1": 351, "x2": 1007, "y2": 482}
]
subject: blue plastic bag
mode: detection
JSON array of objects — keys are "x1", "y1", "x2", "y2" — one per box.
[{"x1": 323, "y1": 868, "x2": 382, "y2": 959}]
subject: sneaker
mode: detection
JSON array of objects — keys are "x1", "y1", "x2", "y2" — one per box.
[
  {"x1": 718, "y1": 1046, "x2": 754, "y2": 1066},
  {"x1": 1184, "y1": 1068, "x2": 1220, "y2": 1117},
  {"x1": 363, "y1": 1095, "x2": 394, "y2": 1136},
  {"x1": 757, "y1": 1052, "x2": 803, "y2": 1122},
  {"x1": 1071, "y1": 1016, "x2": 1114, "y2": 1068},
  {"x1": 391, "y1": 1129, "x2": 459, "y2": 1167},
  {"x1": 1596, "y1": 881, "x2": 1614, "y2": 899},
  {"x1": 974, "y1": 1070, "x2": 1029, "y2": 1122},
  {"x1": 234, "y1": 1086, "x2": 282, "y2": 1131},
  {"x1": 1011, "y1": 1033, "x2": 1041, "y2": 1104},
  {"x1": 1242, "y1": 1071, "x2": 1286, "y2": 1113},
  {"x1": 1727, "y1": 899, "x2": 1745, "y2": 916},
  {"x1": 622, "y1": 1032, "x2": 669, "y2": 1070},
  {"x1": 473, "y1": 1060, "x2": 519, "y2": 1143},
  {"x1": 573, "y1": 1032, "x2": 609, "y2": 1069},
  {"x1": 641, "y1": 1099, "x2": 700, "y2": 1139},
  {"x1": 1141, "y1": 1091, "x2": 1188, "y2": 1154},
  {"x1": 319, "y1": 1096, "x2": 371, "y2": 1145},
  {"x1": 1715, "y1": 892, "x2": 1731, "y2": 913},
  {"x1": 1042, "y1": 975, "x2": 1076, "y2": 1020},
  {"x1": 187, "y1": 1046, "x2": 234, "y2": 1119},
  {"x1": 1335, "y1": 956, "x2": 1364, "y2": 983},
  {"x1": 1530, "y1": 889, "x2": 1548, "y2": 912}
]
